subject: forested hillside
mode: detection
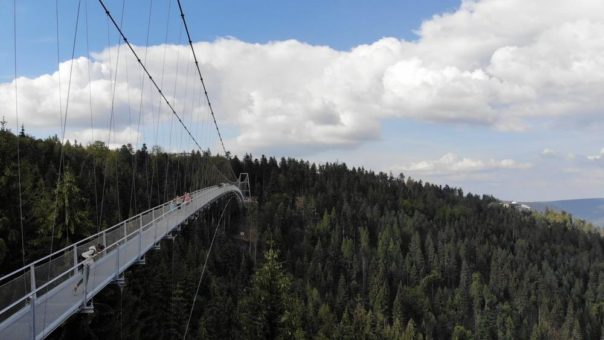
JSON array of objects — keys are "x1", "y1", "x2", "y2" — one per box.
[
  {"x1": 526, "y1": 199, "x2": 604, "y2": 228},
  {"x1": 2, "y1": 129, "x2": 604, "y2": 339},
  {"x1": 225, "y1": 155, "x2": 604, "y2": 339},
  {"x1": 0, "y1": 127, "x2": 230, "y2": 273}
]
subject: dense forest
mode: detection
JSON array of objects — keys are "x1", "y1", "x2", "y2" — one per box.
[
  {"x1": 0, "y1": 126, "x2": 231, "y2": 272},
  {"x1": 2, "y1": 128, "x2": 604, "y2": 339}
]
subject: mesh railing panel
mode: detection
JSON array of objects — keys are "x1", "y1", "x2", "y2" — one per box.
[
  {"x1": 126, "y1": 218, "x2": 140, "y2": 236},
  {"x1": 154, "y1": 207, "x2": 163, "y2": 220},
  {"x1": 0, "y1": 272, "x2": 31, "y2": 320},
  {"x1": 34, "y1": 251, "x2": 75, "y2": 295},
  {"x1": 0, "y1": 185, "x2": 239, "y2": 330},
  {"x1": 141, "y1": 211, "x2": 153, "y2": 226},
  {"x1": 105, "y1": 226, "x2": 125, "y2": 251}
]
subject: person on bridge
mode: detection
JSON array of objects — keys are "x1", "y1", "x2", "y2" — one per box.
[
  {"x1": 73, "y1": 244, "x2": 105, "y2": 294},
  {"x1": 176, "y1": 195, "x2": 184, "y2": 209}
]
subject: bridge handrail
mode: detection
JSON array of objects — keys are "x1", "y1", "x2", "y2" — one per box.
[
  {"x1": 0, "y1": 187, "x2": 219, "y2": 318},
  {"x1": 0, "y1": 186, "x2": 228, "y2": 320},
  {"x1": 0, "y1": 187, "x2": 209, "y2": 284}
]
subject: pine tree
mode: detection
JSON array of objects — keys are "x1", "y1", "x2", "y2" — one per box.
[
  {"x1": 452, "y1": 325, "x2": 474, "y2": 340},
  {"x1": 393, "y1": 282, "x2": 405, "y2": 322},
  {"x1": 402, "y1": 318, "x2": 418, "y2": 340},
  {"x1": 239, "y1": 248, "x2": 297, "y2": 339}
]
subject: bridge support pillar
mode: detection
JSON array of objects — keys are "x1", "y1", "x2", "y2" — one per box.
[
  {"x1": 81, "y1": 300, "x2": 94, "y2": 314},
  {"x1": 114, "y1": 274, "x2": 126, "y2": 289},
  {"x1": 136, "y1": 255, "x2": 146, "y2": 265}
]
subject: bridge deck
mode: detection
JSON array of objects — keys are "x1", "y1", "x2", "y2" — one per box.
[{"x1": 0, "y1": 184, "x2": 242, "y2": 340}]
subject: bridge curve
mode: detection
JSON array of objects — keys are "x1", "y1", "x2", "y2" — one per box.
[{"x1": 0, "y1": 184, "x2": 244, "y2": 340}]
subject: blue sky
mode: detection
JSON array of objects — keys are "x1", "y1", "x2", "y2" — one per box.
[
  {"x1": 1, "y1": 0, "x2": 604, "y2": 201},
  {"x1": 1, "y1": 0, "x2": 459, "y2": 79}
]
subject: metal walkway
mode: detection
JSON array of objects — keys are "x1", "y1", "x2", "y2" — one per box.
[{"x1": 0, "y1": 184, "x2": 244, "y2": 339}]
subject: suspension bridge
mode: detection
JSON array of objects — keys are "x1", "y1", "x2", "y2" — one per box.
[
  {"x1": 0, "y1": 180, "x2": 249, "y2": 339},
  {"x1": 0, "y1": 0, "x2": 252, "y2": 338}
]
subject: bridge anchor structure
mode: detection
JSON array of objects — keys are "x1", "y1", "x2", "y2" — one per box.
[
  {"x1": 238, "y1": 173, "x2": 251, "y2": 201},
  {"x1": 0, "y1": 183, "x2": 245, "y2": 340}
]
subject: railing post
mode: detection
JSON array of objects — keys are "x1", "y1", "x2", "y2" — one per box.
[
  {"x1": 115, "y1": 241, "x2": 120, "y2": 279},
  {"x1": 116, "y1": 222, "x2": 126, "y2": 276},
  {"x1": 102, "y1": 230, "x2": 107, "y2": 252},
  {"x1": 138, "y1": 216, "x2": 143, "y2": 257},
  {"x1": 73, "y1": 244, "x2": 78, "y2": 275},
  {"x1": 82, "y1": 263, "x2": 89, "y2": 310},
  {"x1": 28, "y1": 264, "x2": 37, "y2": 340},
  {"x1": 154, "y1": 210, "x2": 158, "y2": 243}
]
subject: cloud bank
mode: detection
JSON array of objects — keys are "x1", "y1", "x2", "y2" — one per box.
[
  {"x1": 588, "y1": 148, "x2": 604, "y2": 161},
  {"x1": 396, "y1": 153, "x2": 531, "y2": 176},
  {"x1": 1, "y1": 0, "x2": 604, "y2": 156}
]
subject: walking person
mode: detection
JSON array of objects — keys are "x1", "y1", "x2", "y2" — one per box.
[{"x1": 73, "y1": 244, "x2": 105, "y2": 294}]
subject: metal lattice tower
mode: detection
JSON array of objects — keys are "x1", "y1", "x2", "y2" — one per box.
[{"x1": 237, "y1": 173, "x2": 251, "y2": 200}]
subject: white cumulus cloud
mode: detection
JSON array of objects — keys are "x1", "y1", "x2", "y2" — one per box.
[
  {"x1": 587, "y1": 148, "x2": 604, "y2": 160},
  {"x1": 396, "y1": 153, "x2": 531, "y2": 175},
  {"x1": 1, "y1": 0, "x2": 604, "y2": 155},
  {"x1": 66, "y1": 126, "x2": 142, "y2": 149}
]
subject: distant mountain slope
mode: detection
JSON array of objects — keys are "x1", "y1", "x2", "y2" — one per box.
[{"x1": 524, "y1": 198, "x2": 604, "y2": 227}]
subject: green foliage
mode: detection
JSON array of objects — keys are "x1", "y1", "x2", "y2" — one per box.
[
  {"x1": 452, "y1": 325, "x2": 474, "y2": 340},
  {"x1": 224, "y1": 154, "x2": 604, "y2": 339},
  {"x1": 239, "y1": 248, "x2": 302, "y2": 339},
  {"x1": 50, "y1": 166, "x2": 94, "y2": 245},
  {"x1": 0, "y1": 130, "x2": 230, "y2": 271},
  {"x1": 2, "y1": 133, "x2": 604, "y2": 339}
]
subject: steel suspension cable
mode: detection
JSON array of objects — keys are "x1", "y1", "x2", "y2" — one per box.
[
  {"x1": 163, "y1": 15, "x2": 184, "y2": 203},
  {"x1": 176, "y1": 0, "x2": 238, "y2": 183},
  {"x1": 170, "y1": 235, "x2": 176, "y2": 336},
  {"x1": 175, "y1": 0, "x2": 228, "y2": 158},
  {"x1": 126, "y1": 92, "x2": 138, "y2": 214},
  {"x1": 47, "y1": 0, "x2": 83, "y2": 263},
  {"x1": 183, "y1": 197, "x2": 233, "y2": 339},
  {"x1": 43, "y1": 0, "x2": 83, "y2": 335},
  {"x1": 55, "y1": 0, "x2": 64, "y2": 134},
  {"x1": 173, "y1": 33, "x2": 194, "y2": 197},
  {"x1": 129, "y1": 0, "x2": 154, "y2": 214},
  {"x1": 188, "y1": 75, "x2": 204, "y2": 191},
  {"x1": 136, "y1": 0, "x2": 154, "y2": 211},
  {"x1": 150, "y1": 0, "x2": 173, "y2": 206},
  {"x1": 124, "y1": 44, "x2": 135, "y2": 216},
  {"x1": 84, "y1": 0, "x2": 100, "y2": 234},
  {"x1": 97, "y1": 0, "x2": 233, "y2": 184},
  {"x1": 98, "y1": 0, "x2": 126, "y2": 228},
  {"x1": 12, "y1": 0, "x2": 26, "y2": 273},
  {"x1": 176, "y1": 58, "x2": 193, "y2": 195},
  {"x1": 111, "y1": 2, "x2": 125, "y2": 221}
]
